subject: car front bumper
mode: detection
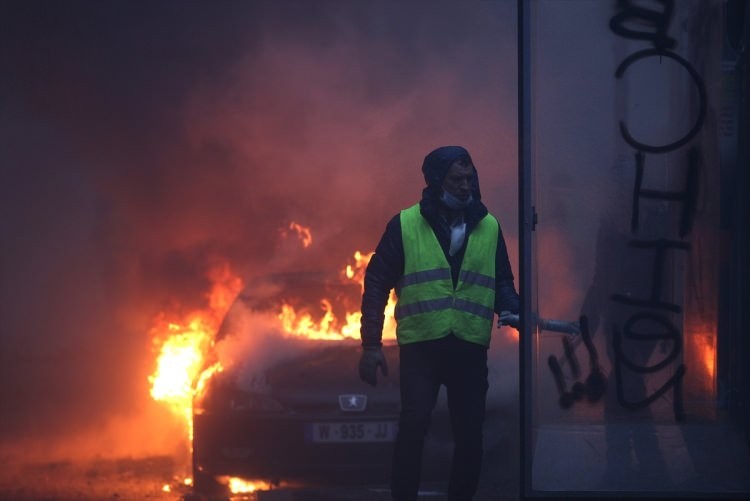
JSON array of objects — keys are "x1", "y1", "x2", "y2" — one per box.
[{"x1": 193, "y1": 409, "x2": 399, "y2": 487}]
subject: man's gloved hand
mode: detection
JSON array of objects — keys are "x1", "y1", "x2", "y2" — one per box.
[
  {"x1": 359, "y1": 346, "x2": 388, "y2": 386},
  {"x1": 498, "y1": 310, "x2": 520, "y2": 329}
]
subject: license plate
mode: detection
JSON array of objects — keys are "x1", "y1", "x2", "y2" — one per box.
[{"x1": 306, "y1": 421, "x2": 397, "y2": 443}]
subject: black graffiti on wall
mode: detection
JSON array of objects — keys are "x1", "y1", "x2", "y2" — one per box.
[
  {"x1": 548, "y1": 316, "x2": 607, "y2": 409},
  {"x1": 608, "y1": 0, "x2": 705, "y2": 421},
  {"x1": 615, "y1": 51, "x2": 707, "y2": 153},
  {"x1": 547, "y1": 0, "x2": 706, "y2": 421},
  {"x1": 610, "y1": 236, "x2": 692, "y2": 314},
  {"x1": 613, "y1": 311, "x2": 686, "y2": 418},
  {"x1": 631, "y1": 149, "x2": 700, "y2": 237},
  {"x1": 609, "y1": 0, "x2": 676, "y2": 50}
]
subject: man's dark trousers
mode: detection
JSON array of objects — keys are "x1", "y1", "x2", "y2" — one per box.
[{"x1": 390, "y1": 334, "x2": 489, "y2": 501}]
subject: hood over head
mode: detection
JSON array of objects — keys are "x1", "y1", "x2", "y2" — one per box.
[{"x1": 421, "y1": 145, "x2": 481, "y2": 200}]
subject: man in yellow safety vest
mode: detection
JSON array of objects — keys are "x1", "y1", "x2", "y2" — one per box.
[{"x1": 359, "y1": 145, "x2": 520, "y2": 501}]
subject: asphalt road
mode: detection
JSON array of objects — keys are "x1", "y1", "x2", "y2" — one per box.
[
  {"x1": 0, "y1": 404, "x2": 519, "y2": 501},
  {"x1": 0, "y1": 452, "x2": 518, "y2": 501}
]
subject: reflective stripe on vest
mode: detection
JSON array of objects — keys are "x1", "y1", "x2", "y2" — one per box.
[{"x1": 395, "y1": 203, "x2": 498, "y2": 346}]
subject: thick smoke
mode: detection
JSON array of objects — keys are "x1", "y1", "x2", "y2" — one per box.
[{"x1": 0, "y1": 1, "x2": 518, "y2": 462}]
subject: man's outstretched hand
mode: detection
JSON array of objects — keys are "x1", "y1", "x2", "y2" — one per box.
[
  {"x1": 359, "y1": 346, "x2": 388, "y2": 386},
  {"x1": 498, "y1": 310, "x2": 520, "y2": 329}
]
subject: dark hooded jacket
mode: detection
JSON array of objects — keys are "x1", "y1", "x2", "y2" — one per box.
[{"x1": 360, "y1": 146, "x2": 520, "y2": 347}]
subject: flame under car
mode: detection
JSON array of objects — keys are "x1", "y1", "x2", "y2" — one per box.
[{"x1": 191, "y1": 272, "x2": 454, "y2": 495}]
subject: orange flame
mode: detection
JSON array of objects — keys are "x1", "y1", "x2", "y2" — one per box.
[
  {"x1": 345, "y1": 250, "x2": 373, "y2": 286},
  {"x1": 695, "y1": 332, "x2": 716, "y2": 381},
  {"x1": 148, "y1": 245, "x2": 398, "y2": 491},
  {"x1": 148, "y1": 263, "x2": 243, "y2": 440},
  {"x1": 219, "y1": 476, "x2": 274, "y2": 494},
  {"x1": 278, "y1": 251, "x2": 397, "y2": 341},
  {"x1": 282, "y1": 221, "x2": 313, "y2": 248}
]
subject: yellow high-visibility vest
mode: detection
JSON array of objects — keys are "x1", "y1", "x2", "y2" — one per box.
[{"x1": 395, "y1": 203, "x2": 498, "y2": 346}]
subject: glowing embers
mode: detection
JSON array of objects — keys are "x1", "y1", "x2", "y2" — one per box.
[
  {"x1": 220, "y1": 476, "x2": 275, "y2": 494},
  {"x1": 161, "y1": 475, "x2": 193, "y2": 495}
]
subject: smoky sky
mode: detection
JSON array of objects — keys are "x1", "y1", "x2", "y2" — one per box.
[{"x1": 0, "y1": 1, "x2": 518, "y2": 454}]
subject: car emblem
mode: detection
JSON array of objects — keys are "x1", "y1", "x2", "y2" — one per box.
[{"x1": 338, "y1": 394, "x2": 367, "y2": 412}]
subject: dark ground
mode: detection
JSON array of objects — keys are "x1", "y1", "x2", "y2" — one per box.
[
  {"x1": 0, "y1": 455, "x2": 519, "y2": 501},
  {"x1": 0, "y1": 353, "x2": 520, "y2": 501},
  {"x1": 0, "y1": 413, "x2": 519, "y2": 501}
]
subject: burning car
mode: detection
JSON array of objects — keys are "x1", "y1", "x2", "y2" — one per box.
[{"x1": 190, "y1": 270, "x2": 456, "y2": 495}]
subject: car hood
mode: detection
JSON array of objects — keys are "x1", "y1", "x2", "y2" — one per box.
[
  {"x1": 264, "y1": 343, "x2": 400, "y2": 409},
  {"x1": 198, "y1": 341, "x2": 401, "y2": 413}
]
